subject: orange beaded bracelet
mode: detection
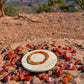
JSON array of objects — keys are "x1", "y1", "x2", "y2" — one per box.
[{"x1": 28, "y1": 51, "x2": 49, "y2": 65}]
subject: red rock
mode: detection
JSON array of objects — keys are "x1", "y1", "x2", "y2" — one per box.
[
  {"x1": 41, "y1": 47, "x2": 44, "y2": 49},
  {"x1": 4, "y1": 55, "x2": 9, "y2": 60},
  {"x1": 46, "y1": 77, "x2": 54, "y2": 83},
  {"x1": 67, "y1": 63, "x2": 76, "y2": 70},
  {"x1": 64, "y1": 45, "x2": 72, "y2": 50},
  {"x1": 56, "y1": 48, "x2": 63, "y2": 54},
  {"x1": 63, "y1": 62, "x2": 69, "y2": 69},
  {"x1": 57, "y1": 68, "x2": 64, "y2": 77},
  {"x1": 8, "y1": 51, "x2": 16, "y2": 59},
  {"x1": 25, "y1": 76, "x2": 31, "y2": 81},
  {"x1": 74, "y1": 60, "x2": 80, "y2": 65},
  {"x1": 71, "y1": 50, "x2": 76, "y2": 56},
  {"x1": 65, "y1": 74, "x2": 72, "y2": 80},
  {"x1": 52, "y1": 48, "x2": 56, "y2": 52},
  {"x1": 20, "y1": 72, "x2": 25, "y2": 80},
  {"x1": 34, "y1": 46, "x2": 40, "y2": 50},
  {"x1": 25, "y1": 44, "x2": 33, "y2": 49},
  {"x1": 58, "y1": 45, "x2": 61, "y2": 48},
  {"x1": 62, "y1": 76, "x2": 68, "y2": 83},
  {"x1": 69, "y1": 47, "x2": 72, "y2": 50},
  {"x1": 64, "y1": 45, "x2": 69, "y2": 50},
  {"x1": 64, "y1": 51, "x2": 71, "y2": 59},
  {"x1": 38, "y1": 44, "x2": 42, "y2": 47},
  {"x1": 56, "y1": 62, "x2": 63, "y2": 67},
  {"x1": 71, "y1": 50, "x2": 76, "y2": 53},
  {"x1": 38, "y1": 73, "x2": 45, "y2": 79},
  {"x1": 10, "y1": 61, "x2": 16, "y2": 65},
  {"x1": 2, "y1": 68, "x2": 8, "y2": 72},
  {"x1": 16, "y1": 46, "x2": 23, "y2": 51},
  {"x1": 12, "y1": 75, "x2": 19, "y2": 81},
  {"x1": 44, "y1": 44, "x2": 48, "y2": 46},
  {"x1": 54, "y1": 52, "x2": 59, "y2": 55},
  {"x1": 51, "y1": 43, "x2": 56, "y2": 47},
  {"x1": 5, "y1": 75, "x2": 12, "y2": 82},
  {"x1": 66, "y1": 58, "x2": 70, "y2": 61},
  {"x1": 0, "y1": 71, "x2": 4, "y2": 76},
  {"x1": 41, "y1": 74, "x2": 48, "y2": 80}
]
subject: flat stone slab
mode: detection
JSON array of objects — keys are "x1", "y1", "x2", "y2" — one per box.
[{"x1": 21, "y1": 50, "x2": 57, "y2": 72}]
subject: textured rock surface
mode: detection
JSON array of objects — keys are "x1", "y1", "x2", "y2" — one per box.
[{"x1": 0, "y1": 12, "x2": 84, "y2": 47}]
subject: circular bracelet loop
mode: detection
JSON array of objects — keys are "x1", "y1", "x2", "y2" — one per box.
[{"x1": 28, "y1": 51, "x2": 49, "y2": 65}]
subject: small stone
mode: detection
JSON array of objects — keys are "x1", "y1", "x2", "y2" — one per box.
[
  {"x1": 33, "y1": 76, "x2": 42, "y2": 84},
  {"x1": 74, "y1": 60, "x2": 80, "y2": 65},
  {"x1": 64, "y1": 51, "x2": 71, "y2": 59},
  {"x1": 16, "y1": 46, "x2": 23, "y2": 52},
  {"x1": 56, "y1": 48, "x2": 63, "y2": 54},
  {"x1": 48, "y1": 71, "x2": 52, "y2": 76},
  {"x1": 41, "y1": 74, "x2": 48, "y2": 80},
  {"x1": 23, "y1": 71, "x2": 30, "y2": 76},
  {"x1": 20, "y1": 72, "x2": 25, "y2": 80},
  {"x1": 57, "y1": 68, "x2": 64, "y2": 77},
  {"x1": 38, "y1": 73, "x2": 45, "y2": 79},
  {"x1": 62, "y1": 77, "x2": 68, "y2": 83},
  {"x1": 25, "y1": 76, "x2": 31, "y2": 81},
  {"x1": 46, "y1": 77, "x2": 54, "y2": 83},
  {"x1": 12, "y1": 75, "x2": 19, "y2": 81},
  {"x1": 4, "y1": 74, "x2": 12, "y2": 82},
  {"x1": 24, "y1": 81, "x2": 31, "y2": 84},
  {"x1": 51, "y1": 43, "x2": 56, "y2": 47}
]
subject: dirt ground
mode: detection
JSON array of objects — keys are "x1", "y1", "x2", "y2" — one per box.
[
  {"x1": 0, "y1": 12, "x2": 84, "y2": 84},
  {"x1": 0, "y1": 12, "x2": 84, "y2": 47}
]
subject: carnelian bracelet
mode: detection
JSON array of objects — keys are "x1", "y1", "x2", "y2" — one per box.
[{"x1": 28, "y1": 51, "x2": 49, "y2": 65}]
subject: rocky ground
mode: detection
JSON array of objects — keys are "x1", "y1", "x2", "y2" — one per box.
[{"x1": 0, "y1": 12, "x2": 84, "y2": 84}]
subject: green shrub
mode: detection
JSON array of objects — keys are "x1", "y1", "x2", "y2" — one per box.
[
  {"x1": 35, "y1": 3, "x2": 50, "y2": 13},
  {"x1": 35, "y1": 0, "x2": 65, "y2": 13},
  {"x1": 48, "y1": 0, "x2": 57, "y2": 6},
  {"x1": 4, "y1": 5, "x2": 18, "y2": 16},
  {"x1": 75, "y1": 0, "x2": 84, "y2": 10},
  {"x1": 60, "y1": 5, "x2": 78, "y2": 12}
]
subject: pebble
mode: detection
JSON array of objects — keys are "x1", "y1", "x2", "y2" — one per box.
[{"x1": 32, "y1": 76, "x2": 42, "y2": 84}]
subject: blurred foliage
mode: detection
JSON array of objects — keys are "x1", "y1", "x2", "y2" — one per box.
[
  {"x1": 35, "y1": 3, "x2": 50, "y2": 13},
  {"x1": 75, "y1": 0, "x2": 84, "y2": 10},
  {"x1": 48, "y1": 0, "x2": 65, "y2": 6},
  {"x1": 35, "y1": 0, "x2": 84, "y2": 13},
  {"x1": 35, "y1": 0, "x2": 65, "y2": 13},
  {"x1": 3, "y1": 0, "x2": 84, "y2": 15},
  {"x1": 60, "y1": 5, "x2": 77, "y2": 12},
  {"x1": 4, "y1": 5, "x2": 18, "y2": 16}
]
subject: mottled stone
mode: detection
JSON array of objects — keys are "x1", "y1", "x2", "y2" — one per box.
[
  {"x1": 24, "y1": 81, "x2": 31, "y2": 84},
  {"x1": 32, "y1": 76, "x2": 42, "y2": 84},
  {"x1": 48, "y1": 71, "x2": 53, "y2": 76},
  {"x1": 6, "y1": 81, "x2": 20, "y2": 84}
]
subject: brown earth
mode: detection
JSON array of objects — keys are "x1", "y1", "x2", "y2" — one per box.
[
  {"x1": 0, "y1": 12, "x2": 84, "y2": 84},
  {"x1": 0, "y1": 12, "x2": 84, "y2": 47}
]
